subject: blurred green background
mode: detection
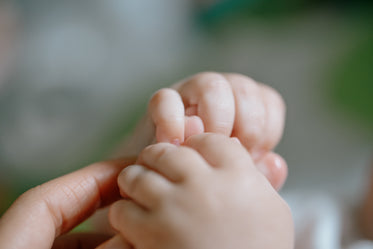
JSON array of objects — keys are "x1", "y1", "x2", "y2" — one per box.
[{"x1": 0, "y1": 0, "x2": 372, "y2": 215}]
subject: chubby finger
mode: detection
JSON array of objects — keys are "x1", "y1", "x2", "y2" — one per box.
[
  {"x1": 255, "y1": 152, "x2": 288, "y2": 191},
  {"x1": 149, "y1": 88, "x2": 185, "y2": 144},
  {"x1": 109, "y1": 200, "x2": 148, "y2": 244},
  {"x1": 184, "y1": 115, "x2": 204, "y2": 139},
  {"x1": 184, "y1": 133, "x2": 255, "y2": 170},
  {"x1": 96, "y1": 234, "x2": 133, "y2": 249},
  {"x1": 174, "y1": 72, "x2": 235, "y2": 136},
  {"x1": 224, "y1": 73, "x2": 286, "y2": 157},
  {"x1": 259, "y1": 84, "x2": 286, "y2": 153},
  {"x1": 118, "y1": 165, "x2": 172, "y2": 209},
  {"x1": 138, "y1": 143, "x2": 209, "y2": 181}
]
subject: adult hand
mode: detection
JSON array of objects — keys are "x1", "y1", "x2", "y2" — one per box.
[{"x1": 0, "y1": 157, "x2": 135, "y2": 249}]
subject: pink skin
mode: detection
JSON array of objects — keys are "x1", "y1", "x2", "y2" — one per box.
[
  {"x1": 0, "y1": 158, "x2": 137, "y2": 249},
  {"x1": 99, "y1": 134, "x2": 294, "y2": 249},
  {"x1": 148, "y1": 72, "x2": 287, "y2": 190},
  {"x1": 0, "y1": 72, "x2": 289, "y2": 249}
]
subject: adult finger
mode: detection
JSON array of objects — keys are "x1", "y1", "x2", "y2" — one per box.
[
  {"x1": 174, "y1": 72, "x2": 235, "y2": 136},
  {"x1": 0, "y1": 157, "x2": 136, "y2": 249}
]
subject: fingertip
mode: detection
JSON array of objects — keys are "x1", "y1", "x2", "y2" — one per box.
[
  {"x1": 177, "y1": 72, "x2": 235, "y2": 136},
  {"x1": 256, "y1": 153, "x2": 288, "y2": 191},
  {"x1": 117, "y1": 165, "x2": 137, "y2": 198},
  {"x1": 149, "y1": 88, "x2": 185, "y2": 144},
  {"x1": 272, "y1": 155, "x2": 288, "y2": 191}
]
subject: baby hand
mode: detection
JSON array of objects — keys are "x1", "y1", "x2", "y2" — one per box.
[
  {"x1": 151, "y1": 72, "x2": 287, "y2": 189},
  {"x1": 101, "y1": 133, "x2": 294, "y2": 249},
  {"x1": 120, "y1": 72, "x2": 287, "y2": 190},
  {"x1": 152, "y1": 73, "x2": 285, "y2": 153}
]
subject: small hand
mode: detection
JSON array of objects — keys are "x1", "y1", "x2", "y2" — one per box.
[
  {"x1": 149, "y1": 72, "x2": 287, "y2": 190},
  {"x1": 100, "y1": 133, "x2": 293, "y2": 249}
]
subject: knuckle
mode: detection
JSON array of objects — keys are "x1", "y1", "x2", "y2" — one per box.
[
  {"x1": 141, "y1": 143, "x2": 157, "y2": 156},
  {"x1": 140, "y1": 143, "x2": 172, "y2": 165},
  {"x1": 152, "y1": 88, "x2": 177, "y2": 100},
  {"x1": 240, "y1": 109, "x2": 267, "y2": 147},
  {"x1": 194, "y1": 71, "x2": 224, "y2": 80},
  {"x1": 199, "y1": 133, "x2": 224, "y2": 146},
  {"x1": 152, "y1": 144, "x2": 175, "y2": 165},
  {"x1": 234, "y1": 109, "x2": 266, "y2": 148},
  {"x1": 149, "y1": 88, "x2": 177, "y2": 107},
  {"x1": 225, "y1": 73, "x2": 258, "y2": 86},
  {"x1": 261, "y1": 84, "x2": 286, "y2": 111},
  {"x1": 192, "y1": 72, "x2": 229, "y2": 91},
  {"x1": 241, "y1": 126, "x2": 263, "y2": 148},
  {"x1": 235, "y1": 79, "x2": 259, "y2": 96}
]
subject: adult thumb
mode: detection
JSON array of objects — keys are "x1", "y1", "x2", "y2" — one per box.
[{"x1": 0, "y1": 157, "x2": 135, "y2": 249}]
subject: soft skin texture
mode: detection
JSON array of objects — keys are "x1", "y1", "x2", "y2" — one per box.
[
  {"x1": 120, "y1": 72, "x2": 288, "y2": 190},
  {"x1": 0, "y1": 158, "x2": 136, "y2": 249},
  {"x1": 0, "y1": 72, "x2": 289, "y2": 248},
  {"x1": 101, "y1": 133, "x2": 294, "y2": 249}
]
